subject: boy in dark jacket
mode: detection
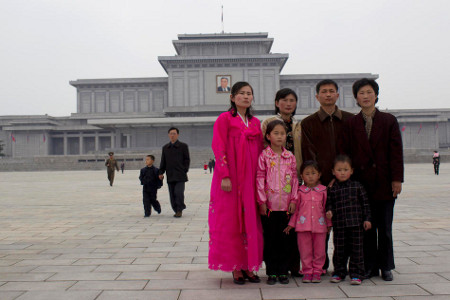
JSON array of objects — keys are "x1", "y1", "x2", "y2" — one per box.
[
  {"x1": 139, "y1": 155, "x2": 163, "y2": 217},
  {"x1": 326, "y1": 155, "x2": 371, "y2": 285}
]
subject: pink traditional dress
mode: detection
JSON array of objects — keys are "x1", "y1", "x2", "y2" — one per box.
[{"x1": 208, "y1": 110, "x2": 264, "y2": 272}]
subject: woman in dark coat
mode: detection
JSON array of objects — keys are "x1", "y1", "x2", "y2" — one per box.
[{"x1": 342, "y1": 78, "x2": 404, "y2": 281}]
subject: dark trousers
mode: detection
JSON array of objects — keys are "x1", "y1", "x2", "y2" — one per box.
[
  {"x1": 434, "y1": 164, "x2": 439, "y2": 175},
  {"x1": 107, "y1": 170, "x2": 115, "y2": 186},
  {"x1": 333, "y1": 226, "x2": 364, "y2": 279},
  {"x1": 323, "y1": 233, "x2": 330, "y2": 271},
  {"x1": 143, "y1": 190, "x2": 161, "y2": 216},
  {"x1": 168, "y1": 181, "x2": 186, "y2": 213},
  {"x1": 364, "y1": 200, "x2": 395, "y2": 273},
  {"x1": 288, "y1": 231, "x2": 301, "y2": 274},
  {"x1": 262, "y1": 211, "x2": 291, "y2": 276}
]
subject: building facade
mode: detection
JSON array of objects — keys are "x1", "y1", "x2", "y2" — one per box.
[{"x1": 1, "y1": 32, "x2": 449, "y2": 161}]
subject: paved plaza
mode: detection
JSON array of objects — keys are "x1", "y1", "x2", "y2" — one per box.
[{"x1": 0, "y1": 164, "x2": 449, "y2": 300}]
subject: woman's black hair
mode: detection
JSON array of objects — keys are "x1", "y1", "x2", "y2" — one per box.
[
  {"x1": 333, "y1": 154, "x2": 353, "y2": 168},
  {"x1": 274, "y1": 88, "x2": 298, "y2": 116},
  {"x1": 228, "y1": 81, "x2": 254, "y2": 119},
  {"x1": 264, "y1": 119, "x2": 287, "y2": 144},
  {"x1": 352, "y1": 78, "x2": 379, "y2": 106},
  {"x1": 300, "y1": 160, "x2": 320, "y2": 174}
]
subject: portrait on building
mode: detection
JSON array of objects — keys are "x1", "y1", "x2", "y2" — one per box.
[{"x1": 216, "y1": 75, "x2": 231, "y2": 93}]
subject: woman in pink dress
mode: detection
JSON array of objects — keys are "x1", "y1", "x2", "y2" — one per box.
[{"x1": 208, "y1": 81, "x2": 264, "y2": 284}]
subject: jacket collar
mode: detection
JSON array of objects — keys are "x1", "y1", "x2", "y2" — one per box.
[
  {"x1": 276, "y1": 113, "x2": 297, "y2": 125},
  {"x1": 318, "y1": 106, "x2": 343, "y2": 122},
  {"x1": 264, "y1": 146, "x2": 291, "y2": 159},
  {"x1": 168, "y1": 140, "x2": 180, "y2": 148},
  {"x1": 299, "y1": 184, "x2": 326, "y2": 193}
]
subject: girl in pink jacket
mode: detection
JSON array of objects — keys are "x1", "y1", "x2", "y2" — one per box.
[
  {"x1": 285, "y1": 160, "x2": 332, "y2": 283},
  {"x1": 256, "y1": 119, "x2": 299, "y2": 285}
]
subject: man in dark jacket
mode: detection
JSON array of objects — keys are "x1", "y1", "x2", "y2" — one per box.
[
  {"x1": 159, "y1": 127, "x2": 190, "y2": 218},
  {"x1": 301, "y1": 79, "x2": 355, "y2": 273}
]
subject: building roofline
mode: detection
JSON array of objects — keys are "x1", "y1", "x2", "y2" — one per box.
[
  {"x1": 69, "y1": 77, "x2": 168, "y2": 87},
  {"x1": 177, "y1": 32, "x2": 269, "y2": 40}
]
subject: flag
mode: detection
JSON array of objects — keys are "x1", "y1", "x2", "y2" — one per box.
[
  {"x1": 417, "y1": 123, "x2": 422, "y2": 134},
  {"x1": 27, "y1": 135, "x2": 29, "y2": 143},
  {"x1": 401, "y1": 125, "x2": 406, "y2": 132},
  {"x1": 43, "y1": 134, "x2": 46, "y2": 143},
  {"x1": 221, "y1": 5, "x2": 223, "y2": 22},
  {"x1": 435, "y1": 123, "x2": 439, "y2": 134},
  {"x1": 11, "y1": 133, "x2": 16, "y2": 142}
]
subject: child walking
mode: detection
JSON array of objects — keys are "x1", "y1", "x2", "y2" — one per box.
[
  {"x1": 326, "y1": 155, "x2": 371, "y2": 285},
  {"x1": 139, "y1": 155, "x2": 163, "y2": 217},
  {"x1": 257, "y1": 119, "x2": 299, "y2": 285},
  {"x1": 285, "y1": 160, "x2": 331, "y2": 283}
]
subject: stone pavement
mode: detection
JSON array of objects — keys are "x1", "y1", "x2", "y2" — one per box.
[{"x1": 0, "y1": 164, "x2": 449, "y2": 300}]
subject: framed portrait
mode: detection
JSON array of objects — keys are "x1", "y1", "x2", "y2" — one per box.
[{"x1": 216, "y1": 75, "x2": 232, "y2": 93}]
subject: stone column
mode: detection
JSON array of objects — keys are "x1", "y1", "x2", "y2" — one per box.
[
  {"x1": 95, "y1": 133, "x2": 99, "y2": 152},
  {"x1": 79, "y1": 135, "x2": 83, "y2": 155},
  {"x1": 63, "y1": 133, "x2": 68, "y2": 155}
]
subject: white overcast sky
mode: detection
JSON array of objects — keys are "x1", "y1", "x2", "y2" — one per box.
[{"x1": 1, "y1": 0, "x2": 449, "y2": 116}]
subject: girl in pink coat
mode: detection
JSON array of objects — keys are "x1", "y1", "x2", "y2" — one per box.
[
  {"x1": 285, "y1": 160, "x2": 331, "y2": 283},
  {"x1": 256, "y1": 119, "x2": 299, "y2": 285},
  {"x1": 208, "y1": 82, "x2": 264, "y2": 285}
]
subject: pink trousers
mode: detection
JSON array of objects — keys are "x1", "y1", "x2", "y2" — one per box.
[{"x1": 297, "y1": 231, "x2": 327, "y2": 275}]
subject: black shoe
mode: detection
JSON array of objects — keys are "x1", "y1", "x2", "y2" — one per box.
[
  {"x1": 290, "y1": 271, "x2": 303, "y2": 278},
  {"x1": 156, "y1": 208, "x2": 161, "y2": 214},
  {"x1": 242, "y1": 271, "x2": 260, "y2": 283},
  {"x1": 364, "y1": 269, "x2": 379, "y2": 279},
  {"x1": 144, "y1": 215, "x2": 150, "y2": 218},
  {"x1": 381, "y1": 270, "x2": 393, "y2": 281},
  {"x1": 174, "y1": 211, "x2": 182, "y2": 218},
  {"x1": 232, "y1": 271, "x2": 245, "y2": 285},
  {"x1": 267, "y1": 275, "x2": 277, "y2": 285},
  {"x1": 278, "y1": 275, "x2": 289, "y2": 284}
]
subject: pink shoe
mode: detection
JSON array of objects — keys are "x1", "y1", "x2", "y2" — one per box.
[
  {"x1": 350, "y1": 278, "x2": 361, "y2": 285},
  {"x1": 312, "y1": 274, "x2": 321, "y2": 283},
  {"x1": 302, "y1": 274, "x2": 312, "y2": 283}
]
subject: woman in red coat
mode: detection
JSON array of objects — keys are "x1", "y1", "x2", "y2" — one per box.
[{"x1": 342, "y1": 78, "x2": 404, "y2": 282}]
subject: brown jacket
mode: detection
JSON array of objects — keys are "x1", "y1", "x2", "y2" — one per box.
[
  {"x1": 301, "y1": 106, "x2": 354, "y2": 186},
  {"x1": 261, "y1": 115, "x2": 302, "y2": 178},
  {"x1": 342, "y1": 109, "x2": 404, "y2": 201}
]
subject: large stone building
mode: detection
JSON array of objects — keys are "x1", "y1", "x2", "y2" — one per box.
[{"x1": 1, "y1": 32, "x2": 449, "y2": 169}]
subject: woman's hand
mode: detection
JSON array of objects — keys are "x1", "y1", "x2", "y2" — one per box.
[
  {"x1": 283, "y1": 225, "x2": 293, "y2": 235},
  {"x1": 364, "y1": 221, "x2": 372, "y2": 231},
  {"x1": 259, "y1": 203, "x2": 268, "y2": 216},
  {"x1": 221, "y1": 178, "x2": 232, "y2": 192},
  {"x1": 392, "y1": 181, "x2": 402, "y2": 198},
  {"x1": 326, "y1": 210, "x2": 333, "y2": 220}
]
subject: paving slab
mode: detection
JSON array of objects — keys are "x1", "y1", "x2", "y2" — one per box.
[
  {"x1": 14, "y1": 291, "x2": 101, "y2": 300},
  {"x1": 0, "y1": 165, "x2": 449, "y2": 299},
  {"x1": 96, "y1": 290, "x2": 180, "y2": 300}
]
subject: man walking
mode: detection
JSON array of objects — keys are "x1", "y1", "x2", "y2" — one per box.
[
  {"x1": 105, "y1": 152, "x2": 119, "y2": 186},
  {"x1": 301, "y1": 79, "x2": 354, "y2": 273},
  {"x1": 159, "y1": 127, "x2": 190, "y2": 218}
]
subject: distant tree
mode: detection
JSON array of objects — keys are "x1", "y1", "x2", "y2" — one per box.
[{"x1": 0, "y1": 140, "x2": 4, "y2": 156}]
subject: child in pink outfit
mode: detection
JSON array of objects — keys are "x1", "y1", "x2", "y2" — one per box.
[
  {"x1": 285, "y1": 160, "x2": 331, "y2": 283},
  {"x1": 256, "y1": 119, "x2": 299, "y2": 285}
]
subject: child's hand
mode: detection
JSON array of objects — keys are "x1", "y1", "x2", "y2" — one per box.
[
  {"x1": 158, "y1": 175, "x2": 164, "y2": 180},
  {"x1": 221, "y1": 178, "x2": 232, "y2": 192},
  {"x1": 259, "y1": 203, "x2": 268, "y2": 216},
  {"x1": 326, "y1": 210, "x2": 333, "y2": 220},
  {"x1": 364, "y1": 221, "x2": 372, "y2": 231},
  {"x1": 288, "y1": 202, "x2": 296, "y2": 214},
  {"x1": 327, "y1": 178, "x2": 336, "y2": 188},
  {"x1": 327, "y1": 226, "x2": 332, "y2": 234},
  {"x1": 283, "y1": 226, "x2": 293, "y2": 235}
]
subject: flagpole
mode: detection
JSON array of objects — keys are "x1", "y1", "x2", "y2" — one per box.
[{"x1": 221, "y1": 5, "x2": 224, "y2": 33}]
